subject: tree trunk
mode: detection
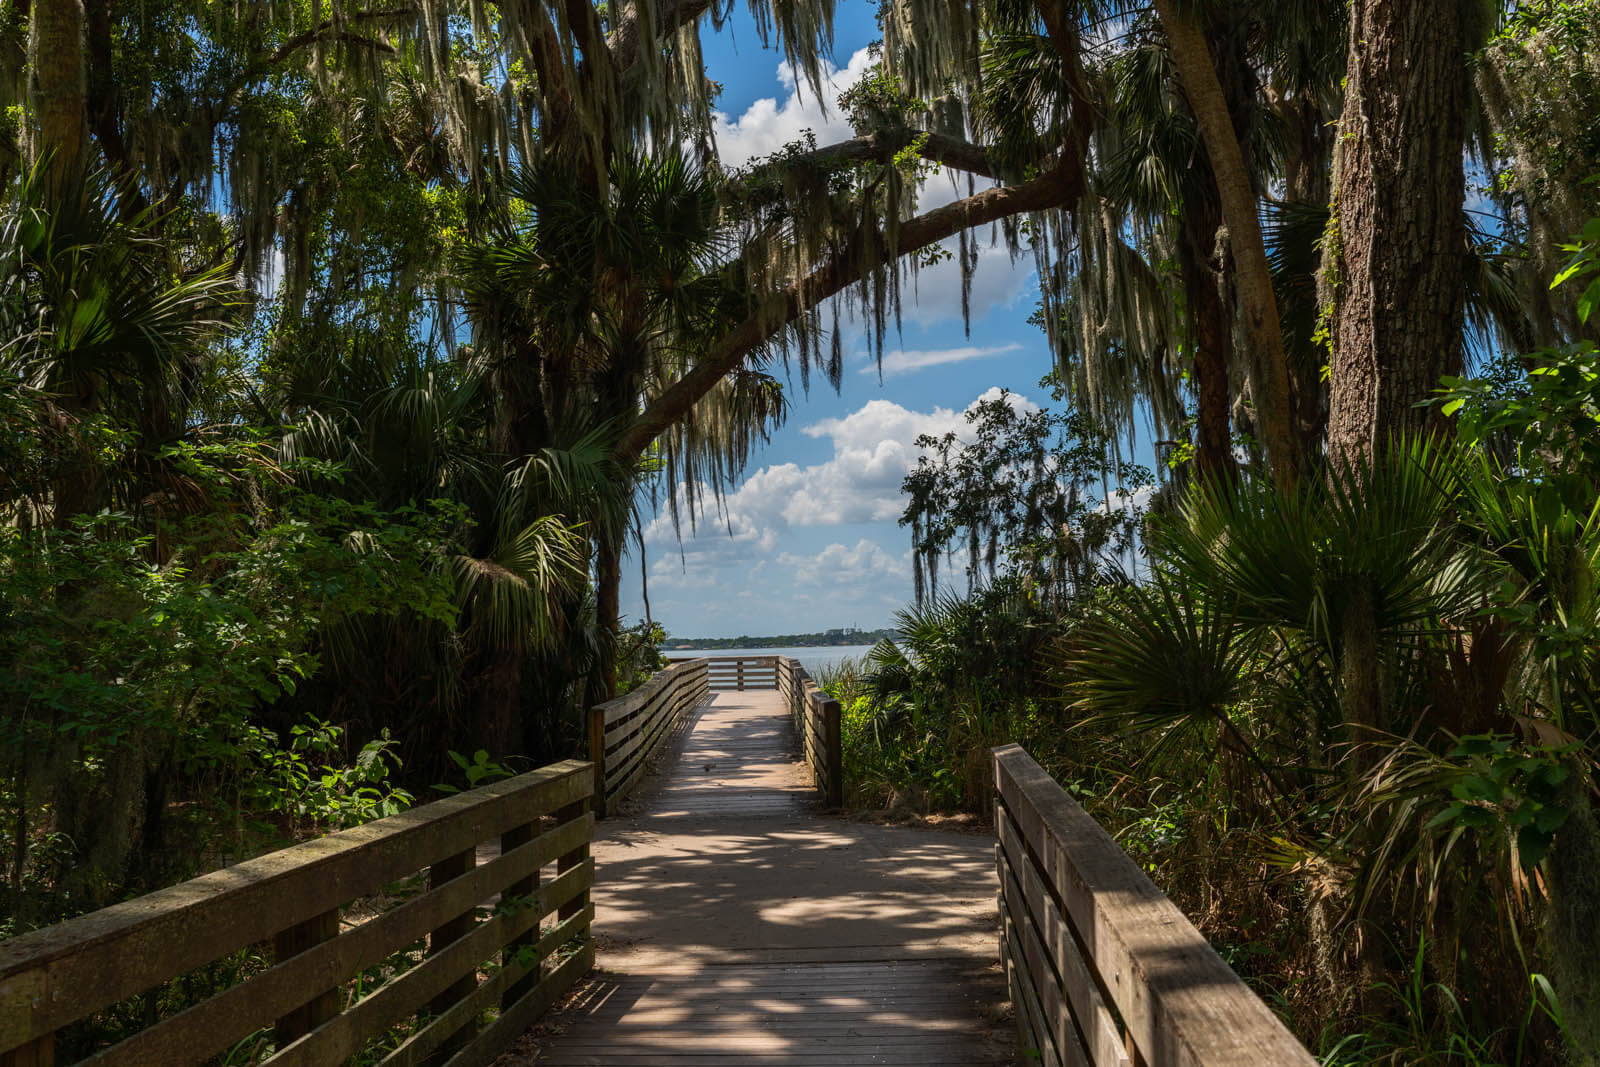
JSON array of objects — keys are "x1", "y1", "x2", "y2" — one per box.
[
  {"x1": 1547, "y1": 771, "x2": 1600, "y2": 1061},
  {"x1": 1179, "y1": 170, "x2": 1234, "y2": 483},
  {"x1": 30, "y1": 0, "x2": 88, "y2": 184},
  {"x1": 1152, "y1": 0, "x2": 1299, "y2": 491},
  {"x1": 595, "y1": 530, "x2": 622, "y2": 701},
  {"x1": 1324, "y1": 0, "x2": 1468, "y2": 464},
  {"x1": 84, "y1": 0, "x2": 139, "y2": 192},
  {"x1": 1192, "y1": 266, "x2": 1235, "y2": 482},
  {"x1": 476, "y1": 646, "x2": 526, "y2": 757},
  {"x1": 1280, "y1": 91, "x2": 1333, "y2": 207}
]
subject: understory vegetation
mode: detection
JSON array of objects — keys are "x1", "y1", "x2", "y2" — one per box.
[{"x1": 824, "y1": 237, "x2": 1600, "y2": 1064}]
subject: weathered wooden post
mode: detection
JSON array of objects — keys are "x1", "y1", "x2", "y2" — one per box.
[
  {"x1": 272, "y1": 907, "x2": 341, "y2": 1046},
  {"x1": 587, "y1": 704, "x2": 607, "y2": 818},
  {"x1": 500, "y1": 814, "x2": 540, "y2": 1010},
  {"x1": 820, "y1": 694, "x2": 843, "y2": 808},
  {"x1": 428, "y1": 846, "x2": 479, "y2": 1053},
  {"x1": 0, "y1": 1035, "x2": 53, "y2": 1067},
  {"x1": 556, "y1": 794, "x2": 591, "y2": 924}
]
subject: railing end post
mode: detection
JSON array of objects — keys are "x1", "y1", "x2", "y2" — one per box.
[
  {"x1": 0, "y1": 1034, "x2": 55, "y2": 1067},
  {"x1": 821, "y1": 694, "x2": 843, "y2": 809},
  {"x1": 587, "y1": 704, "x2": 607, "y2": 818}
]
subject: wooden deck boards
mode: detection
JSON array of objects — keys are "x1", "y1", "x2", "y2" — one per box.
[{"x1": 519, "y1": 691, "x2": 1012, "y2": 1065}]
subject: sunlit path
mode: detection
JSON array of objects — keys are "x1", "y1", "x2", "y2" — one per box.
[{"x1": 522, "y1": 690, "x2": 1013, "y2": 1065}]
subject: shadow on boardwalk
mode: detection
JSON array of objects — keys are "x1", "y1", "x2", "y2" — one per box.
[{"x1": 506, "y1": 691, "x2": 1014, "y2": 1065}]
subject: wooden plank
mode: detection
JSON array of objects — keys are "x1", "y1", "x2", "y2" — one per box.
[
  {"x1": 605, "y1": 706, "x2": 675, "y2": 803},
  {"x1": 599, "y1": 669, "x2": 675, "y2": 726},
  {"x1": 821, "y1": 695, "x2": 842, "y2": 806},
  {"x1": 603, "y1": 694, "x2": 670, "y2": 756},
  {"x1": 429, "y1": 846, "x2": 479, "y2": 1019},
  {"x1": 267, "y1": 861, "x2": 593, "y2": 1067},
  {"x1": 605, "y1": 686, "x2": 677, "y2": 765},
  {"x1": 438, "y1": 934, "x2": 594, "y2": 1067},
  {"x1": 1000, "y1": 848, "x2": 1091, "y2": 1067},
  {"x1": 272, "y1": 908, "x2": 341, "y2": 1046},
  {"x1": 500, "y1": 820, "x2": 539, "y2": 1011},
  {"x1": 0, "y1": 1035, "x2": 51, "y2": 1067},
  {"x1": 602, "y1": 670, "x2": 708, "y2": 808},
  {"x1": 997, "y1": 809, "x2": 1130, "y2": 1067},
  {"x1": 597, "y1": 659, "x2": 704, "y2": 728},
  {"x1": 381, "y1": 908, "x2": 593, "y2": 1067},
  {"x1": 1004, "y1": 912, "x2": 1061, "y2": 1067},
  {"x1": 588, "y1": 707, "x2": 608, "y2": 816},
  {"x1": 0, "y1": 760, "x2": 592, "y2": 1054},
  {"x1": 541, "y1": 957, "x2": 1009, "y2": 1064},
  {"x1": 557, "y1": 796, "x2": 591, "y2": 923},
  {"x1": 992, "y1": 746, "x2": 1314, "y2": 1067},
  {"x1": 81, "y1": 815, "x2": 594, "y2": 1067}
]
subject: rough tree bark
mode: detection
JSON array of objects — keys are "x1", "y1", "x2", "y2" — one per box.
[
  {"x1": 1152, "y1": 0, "x2": 1299, "y2": 490},
  {"x1": 595, "y1": 532, "x2": 623, "y2": 698},
  {"x1": 1190, "y1": 239, "x2": 1236, "y2": 483},
  {"x1": 30, "y1": 0, "x2": 88, "y2": 183},
  {"x1": 1324, "y1": 0, "x2": 1469, "y2": 463}
]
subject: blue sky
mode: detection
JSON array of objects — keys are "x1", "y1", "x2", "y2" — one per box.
[{"x1": 621, "y1": 1, "x2": 1062, "y2": 638}]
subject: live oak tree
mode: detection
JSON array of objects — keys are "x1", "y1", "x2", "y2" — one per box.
[{"x1": 1322, "y1": 0, "x2": 1481, "y2": 462}]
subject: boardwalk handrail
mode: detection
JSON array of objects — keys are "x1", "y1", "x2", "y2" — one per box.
[
  {"x1": 777, "y1": 658, "x2": 843, "y2": 808},
  {"x1": 0, "y1": 760, "x2": 596, "y2": 1067},
  {"x1": 992, "y1": 744, "x2": 1315, "y2": 1067},
  {"x1": 701, "y1": 655, "x2": 779, "y2": 691},
  {"x1": 588, "y1": 658, "x2": 709, "y2": 815},
  {"x1": 662, "y1": 655, "x2": 844, "y2": 808}
]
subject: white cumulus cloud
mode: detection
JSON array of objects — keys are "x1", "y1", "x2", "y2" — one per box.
[
  {"x1": 778, "y1": 539, "x2": 909, "y2": 587},
  {"x1": 712, "y1": 48, "x2": 876, "y2": 168},
  {"x1": 645, "y1": 388, "x2": 1040, "y2": 547},
  {"x1": 863, "y1": 342, "x2": 1024, "y2": 379}
]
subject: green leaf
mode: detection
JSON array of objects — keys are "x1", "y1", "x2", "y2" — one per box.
[
  {"x1": 1534, "y1": 805, "x2": 1571, "y2": 834},
  {"x1": 1578, "y1": 278, "x2": 1600, "y2": 324},
  {"x1": 1518, "y1": 825, "x2": 1553, "y2": 867},
  {"x1": 1426, "y1": 802, "x2": 1466, "y2": 831},
  {"x1": 1552, "y1": 262, "x2": 1584, "y2": 289}
]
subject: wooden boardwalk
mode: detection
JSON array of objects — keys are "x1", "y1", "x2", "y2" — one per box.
[{"x1": 522, "y1": 690, "x2": 1013, "y2": 1065}]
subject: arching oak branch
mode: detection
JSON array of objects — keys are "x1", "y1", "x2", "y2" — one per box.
[{"x1": 617, "y1": 156, "x2": 1085, "y2": 463}]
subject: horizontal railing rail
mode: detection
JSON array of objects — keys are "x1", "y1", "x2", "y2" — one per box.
[
  {"x1": 0, "y1": 760, "x2": 597, "y2": 1067},
  {"x1": 777, "y1": 658, "x2": 843, "y2": 808},
  {"x1": 588, "y1": 659, "x2": 709, "y2": 815},
  {"x1": 991, "y1": 744, "x2": 1315, "y2": 1067},
  {"x1": 662, "y1": 655, "x2": 843, "y2": 808},
  {"x1": 695, "y1": 655, "x2": 779, "y2": 691}
]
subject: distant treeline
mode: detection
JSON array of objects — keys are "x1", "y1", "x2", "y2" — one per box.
[{"x1": 664, "y1": 629, "x2": 899, "y2": 649}]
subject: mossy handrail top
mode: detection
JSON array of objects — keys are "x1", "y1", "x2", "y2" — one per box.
[{"x1": 0, "y1": 759, "x2": 596, "y2": 1067}]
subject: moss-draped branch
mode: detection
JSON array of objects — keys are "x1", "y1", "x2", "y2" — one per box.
[{"x1": 617, "y1": 154, "x2": 1086, "y2": 463}]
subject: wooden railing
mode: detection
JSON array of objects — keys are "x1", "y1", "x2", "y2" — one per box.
[
  {"x1": 588, "y1": 658, "x2": 709, "y2": 815},
  {"x1": 991, "y1": 745, "x2": 1314, "y2": 1067},
  {"x1": 0, "y1": 760, "x2": 596, "y2": 1067},
  {"x1": 702, "y1": 655, "x2": 779, "y2": 691},
  {"x1": 777, "y1": 658, "x2": 844, "y2": 808},
  {"x1": 662, "y1": 655, "x2": 844, "y2": 808}
]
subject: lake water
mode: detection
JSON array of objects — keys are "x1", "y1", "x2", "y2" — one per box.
[{"x1": 666, "y1": 645, "x2": 878, "y2": 677}]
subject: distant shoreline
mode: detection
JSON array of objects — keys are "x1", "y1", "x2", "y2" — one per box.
[{"x1": 664, "y1": 630, "x2": 896, "y2": 651}]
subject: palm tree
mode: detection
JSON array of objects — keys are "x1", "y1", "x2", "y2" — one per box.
[
  {"x1": 457, "y1": 148, "x2": 787, "y2": 698},
  {"x1": 0, "y1": 164, "x2": 239, "y2": 525}
]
